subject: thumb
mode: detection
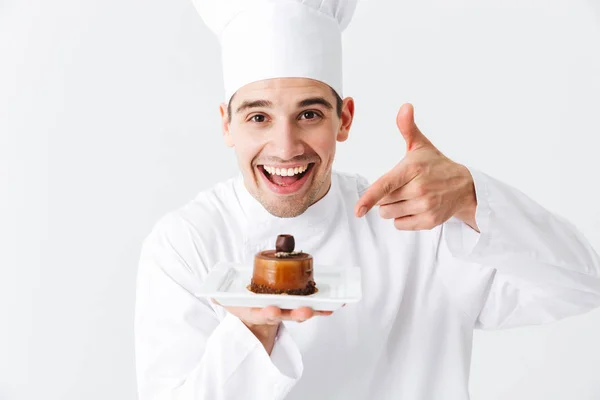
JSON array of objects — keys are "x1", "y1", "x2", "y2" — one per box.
[{"x1": 396, "y1": 103, "x2": 431, "y2": 152}]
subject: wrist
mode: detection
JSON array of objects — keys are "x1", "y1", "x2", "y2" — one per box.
[
  {"x1": 246, "y1": 322, "x2": 279, "y2": 339},
  {"x1": 242, "y1": 321, "x2": 280, "y2": 353},
  {"x1": 455, "y1": 198, "x2": 476, "y2": 224},
  {"x1": 454, "y1": 165, "x2": 479, "y2": 231}
]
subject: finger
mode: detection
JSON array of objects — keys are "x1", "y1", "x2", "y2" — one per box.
[
  {"x1": 393, "y1": 213, "x2": 439, "y2": 231},
  {"x1": 272, "y1": 308, "x2": 312, "y2": 320},
  {"x1": 376, "y1": 178, "x2": 430, "y2": 206},
  {"x1": 290, "y1": 307, "x2": 314, "y2": 322},
  {"x1": 289, "y1": 308, "x2": 332, "y2": 322},
  {"x1": 375, "y1": 179, "x2": 425, "y2": 206},
  {"x1": 355, "y1": 164, "x2": 414, "y2": 217},
  {"x1": 223, "y1": 305, "x2": 332, "y2": 325},
  {"x1": 226, "y1": 306, "x2": 280, "y2": 325},
  {"x1": 257, "y1": 306, "x2": 283, "y2": 324},
  {"x1": 378, "y1": 199, "x2": 429, "y2": 220},
  {"x1": 396, "y1": 103, "x2": 432, "y2": 152},
  {"x1": 260, "y1": 305, "x2": 282, "y2": 319}
]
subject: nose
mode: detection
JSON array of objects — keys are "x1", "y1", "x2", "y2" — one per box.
[{"x1": 267, "y1": 121, "x2": 305, "y2": 161}]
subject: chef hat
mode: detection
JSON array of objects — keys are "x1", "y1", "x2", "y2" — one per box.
[{"x1": 192, "y1": 0, "x2": 358, "y2": 103}]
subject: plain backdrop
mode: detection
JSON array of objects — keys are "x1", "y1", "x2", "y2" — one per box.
[{"x1": 2, "y1": 0, "x2": 600, "y2": 399}]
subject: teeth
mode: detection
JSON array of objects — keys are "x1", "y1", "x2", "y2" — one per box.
[{"x1": 264, "y1": 164, "x2": 308, "y2": 176}]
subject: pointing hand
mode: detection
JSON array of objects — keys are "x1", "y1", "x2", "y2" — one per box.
[{"x1": 355, "y1": 104, "x2": 478, "y2": 231}]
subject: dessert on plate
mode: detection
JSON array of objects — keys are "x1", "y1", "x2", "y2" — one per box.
[{"x1": 249, "y1": 234, "x2": 317, "y2": 295}]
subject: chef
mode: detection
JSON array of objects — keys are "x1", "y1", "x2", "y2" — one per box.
[{"x1": 133, "y1": 0, "x2": 600, "y2": 399}]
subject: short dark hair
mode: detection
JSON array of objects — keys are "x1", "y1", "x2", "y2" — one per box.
[{"x1": 227, "y1": 86, "x2": 343, "y2": 122}]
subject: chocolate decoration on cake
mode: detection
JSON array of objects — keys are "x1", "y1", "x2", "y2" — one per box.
[
  {"x1": 248, "y1": 234, "x2": 317, "y2": 296},
  {"x1": 276, "y1": 234, "x2": 295, "y2": 253}
]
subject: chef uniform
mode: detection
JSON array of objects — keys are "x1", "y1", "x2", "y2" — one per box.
[{"x1": 134, "y1": 1, "x2": 600, "y2": 399}]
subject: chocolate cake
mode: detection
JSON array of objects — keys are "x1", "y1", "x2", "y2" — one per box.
[{"x1": 249, "y1": 234, "x2": 317, "y2": 295}]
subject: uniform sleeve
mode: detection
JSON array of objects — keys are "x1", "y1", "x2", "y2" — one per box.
[
  {"x1": 435, "y1": 168, "x2": 600, "y2": 330},
  {"x1": 134, "y1": 215, "x2": 303, "y2": 399}
]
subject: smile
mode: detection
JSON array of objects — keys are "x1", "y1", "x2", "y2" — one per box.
[{"x1": 257, "y1": 163, "x2": 315, "y2": 194}]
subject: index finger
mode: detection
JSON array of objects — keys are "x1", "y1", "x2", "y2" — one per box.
[{"x1": 355, "y1": 165, "x2": 412, "y2": 217}]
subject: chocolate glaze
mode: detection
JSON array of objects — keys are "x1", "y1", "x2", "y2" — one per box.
[
  {"x1": 250, "y1": 234, "x2": 316, "y2": 295},
  {"x1": 252, "y1": 250, "x2": 313, "y2": 288}
]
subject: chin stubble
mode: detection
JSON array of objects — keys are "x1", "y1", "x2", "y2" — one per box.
[{"x1": 255, "y1": 168, "x2": 328, "y2": 218}]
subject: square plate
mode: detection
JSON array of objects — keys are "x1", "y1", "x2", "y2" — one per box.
[{"x1": 195, "y1": 261, "x2": 362, "y2": 311}]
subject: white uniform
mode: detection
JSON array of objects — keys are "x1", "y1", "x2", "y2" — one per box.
[{"x1": 134, "y1": 169, "x2": 600, "y2": 399}]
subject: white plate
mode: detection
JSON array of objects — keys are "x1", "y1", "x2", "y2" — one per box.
[{"x1": 195, "y1": 261, "x2": 362, "y2": 311}]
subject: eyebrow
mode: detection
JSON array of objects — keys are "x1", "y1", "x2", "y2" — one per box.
[
  {"x1": 235, "y1": 97, "x2": 333, "y2": 114},
  {"x1": 297, "y1": 97, "x2": 333, "y2": 110},
  {"x1": 236, "y1": 100, "x2": 273, "y2": 114}
]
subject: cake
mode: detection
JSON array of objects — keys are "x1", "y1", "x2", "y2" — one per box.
[{"x1": 249, "y1": 234, "x2": 317, "y2": 295}]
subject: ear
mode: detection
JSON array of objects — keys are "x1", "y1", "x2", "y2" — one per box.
[
  {"x1": 336, "y1": 97, "x2": 355, "y2": 142},
  {"x1": 219, "y1": 103, "x2": 234, "y2": 148}
]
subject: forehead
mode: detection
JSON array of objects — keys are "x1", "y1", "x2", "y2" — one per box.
[{"x1": 232, "y1": 77, "x2": 334, "y2": 105}]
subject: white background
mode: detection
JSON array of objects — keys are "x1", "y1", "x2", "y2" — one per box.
[{"x1": 1, "y1": 0, "x2": 600, "y2": 399}]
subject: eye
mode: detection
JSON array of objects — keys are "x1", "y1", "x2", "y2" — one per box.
[
  {"x1": 299, "y1": 110, "x2": 322, "y2": 120},
  {"x1": 249, "y1": 114, "x2": 267, "y2": 123}
]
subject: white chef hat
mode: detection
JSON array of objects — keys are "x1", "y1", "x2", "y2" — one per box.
[{"x1": 192, "y1": 0, "x2": 358, "y2": 103}]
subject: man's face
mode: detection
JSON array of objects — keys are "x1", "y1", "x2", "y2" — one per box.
[{"x1": 219, "y1": 78, "x2": 354, "y2": 218}]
